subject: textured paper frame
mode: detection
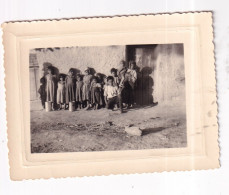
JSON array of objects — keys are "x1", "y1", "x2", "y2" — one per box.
[{"x1": 2, "y1": 12, "x2": 219, "y2": 180}]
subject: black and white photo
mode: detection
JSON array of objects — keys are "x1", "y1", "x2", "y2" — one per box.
[{"x1": 30, "y1": 44, "x2": 187, "y2": 153}]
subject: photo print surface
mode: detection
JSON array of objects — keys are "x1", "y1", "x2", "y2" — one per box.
[{"x1": 29, "y1": 44, "x2": 186, "y2": 153}]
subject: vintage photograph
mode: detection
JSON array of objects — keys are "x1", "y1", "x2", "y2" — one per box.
[
  {"x1": 30, "y1": 44, "x2": 186, "y2": 153},
  {"x1": 3, "y1": 12, "x2": 218, "y2": 180}
]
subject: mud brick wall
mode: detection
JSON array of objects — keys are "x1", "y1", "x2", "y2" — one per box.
[
  {"x1": 31, "y1": 46, "x2": 126, "y2": 77},
  {"x1": 154, "y1": 44, "x2": 185, "y2": 103},
  {"x1": 135, "y1": 44, "x2": 185, "y2": 104}
]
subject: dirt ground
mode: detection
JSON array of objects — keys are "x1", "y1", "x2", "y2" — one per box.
[{"x1": 31, "y1": 102, "x2": 187, "y2": 153}]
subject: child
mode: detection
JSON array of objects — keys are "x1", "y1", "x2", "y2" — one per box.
[
  {"x1": 95, "y1": 73, "x2": 106, "y2": 107},
  {"x1": 117, "y1": 60, "x2": 128, "y2": 108},
  {"x1": 104, "y1": 76, "x2": 123, "y2": 113},
  {"x1": 38, "y1": 77, "x2": 46, "y2": 109},
  {"x1": 117, "y1": 60, "x2": 128, "y2": 88},
  {"x1": 82, "y1": 67, "x2": 92, "y2": 109},
  {"x1": 110, "y1": 68, "x2": 119, "y2": 86},
  {"x1": 127, "y1": 61, "x2": 137, "y2": 89},
  {"x1": 56, "y1": 75, "x2": 65, "y2": 110},
  {"x1": 90, "y1": 77, "x2": 102, "y2": 110},
  {"x1": 45, "y1": 67, "x2": 56, "y2": 110},
  {"x1": 126, "y1": 60, "x2": 137, "y2": 107},
  {"x1": 75, "y1": 74, "x2": 83, "y2": 109},
  {"x1": 65, "y1": 69, "x2": 75, "y2": 109}
]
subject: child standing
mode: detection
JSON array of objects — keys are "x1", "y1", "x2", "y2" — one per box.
[
  {"x1": 38, "y1": 77, "x2": 46, "y2": 109},
  {"x1": 104, "y1": 76, "x2": 123, "y2": 113},
  {"x1": 110, "y1": 68, "x2": 119, "y2": 86},
  {"x1": 45, "y1": 67, "x2": 56, "y2": 110},
  {"x1": 126, "y1": 60, "x2": 137, "y2": 107},
  {"x1": 65, "y1": 69, "x2": 75, "y2": 109},
  {"x1": 82, "y1": 67, "x2": 92, "y2": 109},
  {"x1": 56, "y1": 75, "x2": 65, "y2": 110},
  {"x1": 90, "y1": 77, "x2": 102, "y2": 110},
  {"x1": 117, "y1": 60, "x2": 128, "y2": 89},
  {"x1": 75, "y1": 74, "x2": 83, "y2": 109},
  {"x1": 117, "y1": 60, "x2": 128, "y2": 109},
  {"x1": 95, "y1": 73, "x2": 106, "y2": 107}
]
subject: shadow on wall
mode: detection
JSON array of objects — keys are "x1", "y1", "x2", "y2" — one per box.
[
  {"x1": 135, "y1": 66, "x2": 155, "y2": 106},
  {"x1": 89, "y1": 67, "x2": 96, "y2": 76},
  {"x1": 70, "y1": 68, "x2": 81, "y2": 76},
  {"x1": 42, "y1": 62, "x2": 60, "y2": 77}
]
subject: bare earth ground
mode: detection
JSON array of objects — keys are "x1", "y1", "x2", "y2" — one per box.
[{"x1": 31, "y1": 102, "x2": 187, "y2": 153}]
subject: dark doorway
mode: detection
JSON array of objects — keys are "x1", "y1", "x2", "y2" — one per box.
[{"x1": 126, "y1": 45, "x2": 157, "y2": 106}]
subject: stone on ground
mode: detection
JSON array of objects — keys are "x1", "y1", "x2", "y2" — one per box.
[{"x1": 125, "y1": 126, "x2": 142, "y2": 136}]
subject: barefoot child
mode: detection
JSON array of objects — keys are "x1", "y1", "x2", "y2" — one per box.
[
  {"x1": 45, "y1": 67, "x2": 56, "y2": 110},
  {"x1": 56, "y1": 75, "x2": 65, "y2": 110},
  {"x1": 75, "y1": 74, "x2": 83, "y2": 109},
  {"x1": 104, "y1": 76, "x2": 123, "y2": 113},
  {"x1": 82, "y1": 67, "x2": 92, "y2": 109},
  {"x1": 65, "y1": 69, "x2": 75, "y2": 109},
  {"x1": 90, "y1": 77, "x2": 102, "y2": 110}
]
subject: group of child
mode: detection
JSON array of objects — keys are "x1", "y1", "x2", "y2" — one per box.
[{"x1": 38, "y1": 60, "x2": 137, "y2": 113}]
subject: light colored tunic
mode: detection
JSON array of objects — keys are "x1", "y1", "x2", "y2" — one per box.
[
  {"x1": 45, "y1": 74, "x2": 55, "y2": 102},
  {"x1": 104, "y1": 85, "x2": 119, "y2": 99},
  {"x1": 82, "y1": 74, "x2": 92, "y2": 101},
  {"x1": 126, "y1": 69, "x2": 137, "y2": 89},
  {"x1": 57, "y1": 81, "x2": 65, "y2": 104},
  {"x1": 75, "y1": 80, "x2": 83, "y2": 102}
]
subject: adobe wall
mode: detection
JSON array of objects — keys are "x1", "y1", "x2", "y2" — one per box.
[
  {"x1": 31, "y1": 45, "x2": 126, "y2": 77},
  {"x1": 135, "y1": 44, "x2": 185, "y2": 104}
]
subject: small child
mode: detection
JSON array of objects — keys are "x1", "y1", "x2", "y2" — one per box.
[
  {"x1": 75, "y1": 74, "x2": 83, "y2": 109},
  {"x1": 56, "y1": 75, "x2": 65, "y2": 110},
  {"x1": 45, "y1": 67, "x2": 56, "y2": 110},
  {"x1": 104, "y1": 76, "x2": 123, "y2": 113},
  {"x1": 126, "y1": 60, "x2": 137, "y2": 107},
  {"x1": 127, "y1": 61, "x2": 137, "y2": 89},
  {"x1": 82, "y1": 67, "x2": 92, "y2": 109},
  {"x1": 95, "y1": 73, "x2": 106, "y2": 107},
  {"x1": 117, "y1": 60, "x2": 128, "y2": 88},
  {"x1": 90, "y1": 77, "x2": 102, "y2": 110},
  {"x1": 117, "y1": 60, "x2": 128, "y2": 108},
  {"x1": 110, "y1": 68, "x2": 119, "y2": 87},
  {"x1": 38, "y1": 77, "x2": 46, "y2": 109},
  {"x1": 65, "y1": 69, "x2": 75, "y2": 109}
]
